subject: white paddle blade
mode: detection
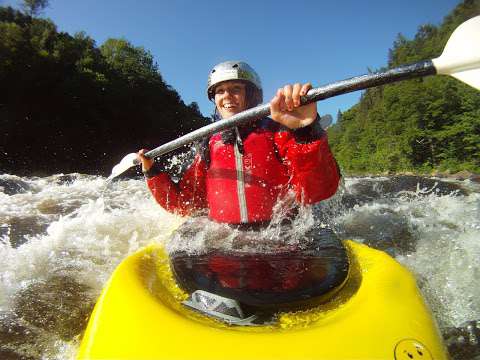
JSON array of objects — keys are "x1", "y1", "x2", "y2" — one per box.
[
  {"x1": 107, "y1": 152, "x2": 139, "y2": 181},
  {"x1": 451, "y1": 68, "x2": 480, "y2": 90},
  {"x1": 433, "y1": 16, "x2": 480, "y2": 89},
  {"x1": 319, "y1": 114, "x2": 333, "y2": 130}
]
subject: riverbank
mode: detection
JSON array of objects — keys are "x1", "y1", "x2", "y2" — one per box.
[{"x1": 340, "y1": 170, "x2": 480, "y2": 183}]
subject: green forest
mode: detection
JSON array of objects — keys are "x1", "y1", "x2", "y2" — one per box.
[
  {"x1": 0, "y1": 2, "x2": 208, "y2": 175},
  {"x1": 327, "y1": 0, "x2": 480, "y2": 174},
  {"x1": 1, "y1": 0, "x2": 479, "y2": 176}
]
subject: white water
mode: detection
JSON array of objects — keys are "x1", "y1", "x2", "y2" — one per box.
[
  {"x1": 0, "y1": 173, "x2": 479, "y2": 359},
  {"x1": 0, "y1": 174, "x2": 184, "y2": 359}
]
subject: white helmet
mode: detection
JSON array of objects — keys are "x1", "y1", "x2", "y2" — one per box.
[{"x1": 207, "y1": 61, "x2": 263, "y2": 104}]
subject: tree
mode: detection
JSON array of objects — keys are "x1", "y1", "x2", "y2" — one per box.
[
  {"x1": 336, "y1": 110, "x2": 343, "y2": 123},
  {"x1": 22, "y1": 0, "x2": 49, "y2": 17},
  {"x1": 100, "y1": 38, "x2": 161, "y2": 84},
  {"x1": 1, "y1": 6, "x2": 208, "y2": 175},
  {"x1": 328, "y1": 0, "x2": 480, "y2": 174}
]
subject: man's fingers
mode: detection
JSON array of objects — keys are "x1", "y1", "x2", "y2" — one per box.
[
  {"x1": 283, "y1": 84, "x2": 293, "y2": 111},
  {"x1": 276, "y1": 88, "x2": 287, "y2": 112},
  {"x1": 138, "y1": 149, "x2": 149, "y2": 159},
  {"x1": 300, "y1": 82, "x2": 312, "y2": 96},
  {"x1": 279, "y1": 83, "x2": 313, "y2": 110},
  {"x1": 270, "y1": 93, "x2": 281, "y2": 114},
  {"x1": 137, "y1": 149, "x2": 153, "y2": 172},
  {"x1": 292, "y1": 83, "x2": 302, "y2": 107}
]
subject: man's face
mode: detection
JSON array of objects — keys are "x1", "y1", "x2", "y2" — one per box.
[{"x1": 214, "y1": 81, "x2": 247, "y2": 119}]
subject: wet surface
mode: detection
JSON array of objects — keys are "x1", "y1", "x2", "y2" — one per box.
[
  {"x1": 13, "y1": 275, "x2": 94, "y2": 340},
  {"x1": 0, "y1": 174, "x2": 478, "y2": 359},
  {"x1": 345, "y1": 175, "x2": 467, "y2": 201},
  {"x1": 1, "y1": 216, "x2": 50, "y2": 248},
  {"x1": 0, "y1": 312, "x2": 43, "y2": 360},
  {"x1": 0, "y1": 275, "x2": 94, "y2": 360},
  {"x1": 336, "y1": 208, "x2": 417, "y2": 256},
  {"x1": 0, "y1": 178, "x2": 32, "y2": 196},
  {"x1": 444, "y1": 320, "x2": 480, "y2": 360}
]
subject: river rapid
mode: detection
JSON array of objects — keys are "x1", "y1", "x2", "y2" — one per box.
[{"x1": 0, "y1": 173, "x2": 479, "y2": 359}]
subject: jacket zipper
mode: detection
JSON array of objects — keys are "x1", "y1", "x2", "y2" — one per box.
[{"x1": 234, "y1": 127, "x2": 249, "y2": 223}]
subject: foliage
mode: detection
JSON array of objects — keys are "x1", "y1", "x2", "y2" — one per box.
[
  {"x1": 328, "y1": 0, "x2": 480, "y2": 174},
  {"x1": 22, "y1": 0, "x2": 49, "y2": 17},
  {"x1": 0, "y1": 6, "x2": 208, "y2": 175}
]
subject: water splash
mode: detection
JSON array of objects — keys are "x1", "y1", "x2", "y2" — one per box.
[
  {"x1": 166, "y1": 190, "x2": 316, "y2": 255},
  {"x1": 0, "y1": 173, "x2": 479, "y2": 359},
  {"x1": 0, "y1": 173, "x2": 183, "y2": 359}
]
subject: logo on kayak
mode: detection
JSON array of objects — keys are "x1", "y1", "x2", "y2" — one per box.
[{"x1": 394, "y1": 339, "x2": 433, "y2": 360}]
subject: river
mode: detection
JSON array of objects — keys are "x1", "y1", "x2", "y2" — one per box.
[{"x1": 0, "y1": 173, "x2": 479, "y2": 359}]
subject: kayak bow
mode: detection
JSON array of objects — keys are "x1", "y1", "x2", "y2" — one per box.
[{"x1": 77, "y1": 241, "x2": 447, "y2": 360}]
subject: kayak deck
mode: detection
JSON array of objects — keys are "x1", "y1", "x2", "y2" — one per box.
[{"x1": 77, "y1": 240, "x2": 448, "y2": 360}]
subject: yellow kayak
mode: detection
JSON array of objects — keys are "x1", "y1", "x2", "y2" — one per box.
[{"x1": 77, "y1": 240, "x2": 448, "y2": 360}]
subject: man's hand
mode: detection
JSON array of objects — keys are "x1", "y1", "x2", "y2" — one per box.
[
  {"x1": 270, "y1": 83, "x2": 317, "y2": 129},
  {"x1": 137, "y1": 149, "x2": 154, "y2": 172}
]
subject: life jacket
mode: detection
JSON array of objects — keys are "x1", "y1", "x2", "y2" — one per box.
[
  {"x1": 146, "y1": 117, "x2": 340, "y2": 224},
  {"x1": 205, "y1": 121, "x2": 290, "y2": 223}
]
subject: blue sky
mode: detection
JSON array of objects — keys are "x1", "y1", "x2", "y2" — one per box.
[{"x1": 3, "y1": 0, "x2": 463, "y2": 119}]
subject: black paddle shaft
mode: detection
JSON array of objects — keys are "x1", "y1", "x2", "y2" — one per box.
[{"x1": 144, "y1": 60, "x2": 436, "y2": 160}]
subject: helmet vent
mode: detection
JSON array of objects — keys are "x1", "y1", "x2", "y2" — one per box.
[{"x1": 232, "y1": 64, "x2": 239, "y2": 68}]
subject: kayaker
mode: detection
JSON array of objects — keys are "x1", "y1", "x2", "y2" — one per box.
[
  {"x1": 137, "y1": 61, "x2": 348, "y2": 317},
  {"x1": 137, "y1": 60, "x2": 340, "y2": 225}
]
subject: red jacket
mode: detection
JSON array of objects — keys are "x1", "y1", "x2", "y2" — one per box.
[{"x1": 146, "y1": 117, "x2": 340, "y2": 224}]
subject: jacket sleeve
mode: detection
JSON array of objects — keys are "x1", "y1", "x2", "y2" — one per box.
[
  {"x1": 144, "y1": 155, "x2": 208, "y2": 216},
  {"x1": 274, "y1": 117, "x2": 340, "y2": 204}
]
